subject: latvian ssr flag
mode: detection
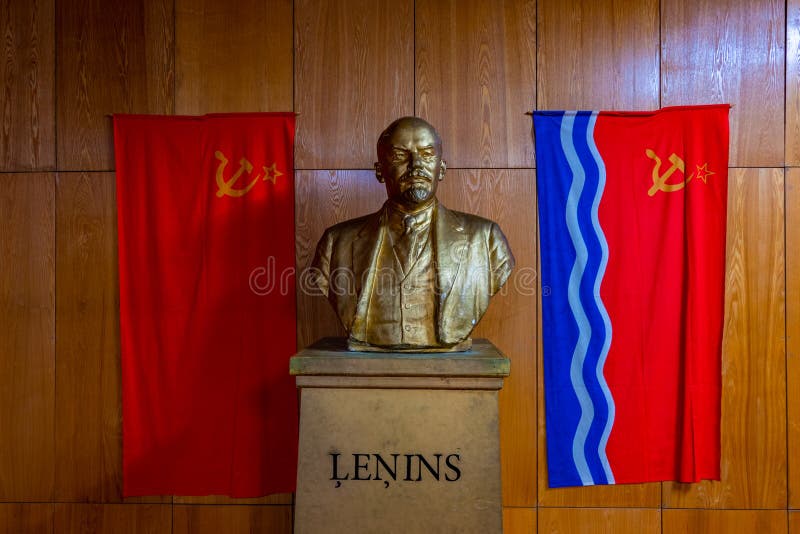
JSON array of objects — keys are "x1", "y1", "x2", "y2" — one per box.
[
  {"x1": 534, "y1": 105, "x2": 729, "y2": 487},
  {"x1": 114, "y1": 113, "x2": 297, "y2": 497}
]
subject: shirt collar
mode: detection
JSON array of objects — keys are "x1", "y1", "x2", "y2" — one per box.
[{"x1": 384, "y1": 199, "x2": 435, "y2": 235}]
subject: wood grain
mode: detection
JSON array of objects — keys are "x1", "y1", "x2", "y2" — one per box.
[
  {"x1": 788, "y1": 0, "x2": 800, "y2": 165},
  {"x1": 0, "y1": 173, "x2": 55, "y2": 502},
  {"x1": 0, "y1": 0, "x2": 794, "y2": 528},
  {"x1": 788, "y1": 169, "x2": 800, "y2": 509},
  {"x1": 415, "y1": 0, "x2": 536, "y2": 168},
  {"x1": 438, "y1": 170, "x2": 537, "y2": 507},
  {"x1": 54, "y1": 172, "x2": 166, "y2": 503},
  {"x1": 537, "y1": 0, "x2": 660, "y2": 111},
  {"x1": 663, "y1": 168, "x2": 787, "y2": 509},
  {"x1": 0, "y1": 0, "x2": 55, "y2": 171},
  {"x1": 54, "y1": 504, "x2": 171, "y2": 534},
  {"x1": 57, "y1": 0, "x2": 174, "y2": 170},
  {"x1": 0, "y1": 504, "x2": 53, "y2": 534},
  {"x1": 661, "y1": 0, "x2": 784, "y2": 167},
  {"x1": 175, "y1": 0, "x2": 292, "y2": 114},
  {"x1": 294, "y1": 170, "x2": 385, "y2": 348},
  {"x1": 294, "y1": 0, "x2": 414, "y2": 169},
  {"x1": 503, "y1": 507, "x2": 536, "y2": 534},
  {"x1": 538, "y1": 507, "x2": 660, "y2": 534},
  {"x1": 55, "y1": 172, "x2": 119, "y2": 502},
  {"x1": 172, "y1": 505, "x2": 292, "y2": 534},
  {"x1": 663, "y1": 509, "x2": 787, "y2": 534}
]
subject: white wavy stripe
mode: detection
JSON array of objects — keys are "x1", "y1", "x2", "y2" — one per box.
[
  {"x1": 560, "y1": 113, "x2": 595, "y2": 486},
  {"x1": 586, "y1": 112, "x2": 616, "y2": 484}
]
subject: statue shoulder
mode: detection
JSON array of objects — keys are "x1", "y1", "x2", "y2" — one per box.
[
  {"x1": 440, "y1": 205, "x2": 501, "y2": 234},
  {"x1": 437, "y1": 204, "x2": 515, "y2": 294}
]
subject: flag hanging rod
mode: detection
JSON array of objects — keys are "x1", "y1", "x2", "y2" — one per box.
[
  {"x1": 104, "y1": 112, "x2": 302, "y2": 117},
  {"x1": 525, "y1": 105, "x2": 732, "y2": 115}
]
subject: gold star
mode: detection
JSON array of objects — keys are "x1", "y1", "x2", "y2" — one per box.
[
  {"x1": 694, "y1": 163, "x2": 714, "y2": 184},
  {"x1": 262, "y1": 163, "x2": 284, "y2": 184}
]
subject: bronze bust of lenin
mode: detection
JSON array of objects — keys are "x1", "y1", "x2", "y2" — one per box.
[{"x1": 311, "y1": 117, "x2": 515, "y2": 352}]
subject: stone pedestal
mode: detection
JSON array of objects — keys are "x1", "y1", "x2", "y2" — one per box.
[{"x1": 290, "y1": 338, "x2": 510, "y2": 534}]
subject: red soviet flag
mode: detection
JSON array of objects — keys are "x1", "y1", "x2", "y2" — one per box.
[{"x1": 114, "y1": 113, "x2": 297, "y2": 497}]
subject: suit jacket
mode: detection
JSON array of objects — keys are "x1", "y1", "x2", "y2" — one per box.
[{"x1": 311, "y1": 202, "x2": 515, "y2": 346}]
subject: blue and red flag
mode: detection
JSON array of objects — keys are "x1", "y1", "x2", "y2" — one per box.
[{"x1": 534, "y1": 105, "x2": 729, "y2": 487}]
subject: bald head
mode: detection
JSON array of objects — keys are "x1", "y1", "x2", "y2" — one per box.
[
  {"x1": 377, "y1": 117, "x2": 442, "y2": 157},
  {"x1": 374, "y1": 117, "x2": 446, "y2": 209}
]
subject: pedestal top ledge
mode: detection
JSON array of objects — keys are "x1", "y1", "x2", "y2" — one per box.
[{"x1": 290, "y1": 338, "x2": 510, "y2": 385}]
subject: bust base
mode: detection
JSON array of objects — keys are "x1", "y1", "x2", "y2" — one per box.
[
  {"x1": 290, "y1": 337, "x2": 510, "y2": 533},
  {"x1": 347, "y1": 337, "x2": 473, "y2": 353}
]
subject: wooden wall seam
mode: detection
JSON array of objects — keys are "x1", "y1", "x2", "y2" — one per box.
[{"x1": 787, "y1": 168, "x2": 799, "y2": 509}]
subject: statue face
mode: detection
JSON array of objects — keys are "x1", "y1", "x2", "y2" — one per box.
[{"x1": 376, "y1": 118, "x2": 445, "y2": 208}]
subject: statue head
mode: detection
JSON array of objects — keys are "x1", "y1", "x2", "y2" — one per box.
[{"x1": 375, "y1": 117, "x2": 446, "y2": 209}]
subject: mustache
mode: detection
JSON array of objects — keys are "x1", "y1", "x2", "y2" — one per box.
[{"x1": 401, "y1": 169, "x2": 433, "y2": 182}]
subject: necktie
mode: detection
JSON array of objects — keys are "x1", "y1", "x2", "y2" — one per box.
[{"x1": 394, "y1": 215, "x2": 419, "y2": 273}]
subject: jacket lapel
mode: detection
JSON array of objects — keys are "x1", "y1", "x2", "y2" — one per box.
[
  {"x1": 434, "y1": 203, "x2": 467, "y2": 310},
  {"x1": 352, "y1": 209, "x2": 384, "y2": 292},
  {"x1": 349, "y1": 209, "x2": 385, "y2": 337}
]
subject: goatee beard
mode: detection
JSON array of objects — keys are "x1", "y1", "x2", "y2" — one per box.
[{"x1": 403, "y1": 185, "x2": 430, "y2": 203}]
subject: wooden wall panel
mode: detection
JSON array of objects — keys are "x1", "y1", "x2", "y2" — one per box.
[
  {"x1": 0, "y1": 0, "x2": 55, "y2": 171},
  {"x1": 0, "y1": 173, "x2": 55, "y2": 501},
  {"x1": 661, "y1": 0, "x2": 784, "y2": 167},
  {"x1": 0, "y1": 504, "x2": 53, "y2": 534},
  {"x1": 663, "y1": 510, "x2": 787, "y2": 534},
  {"x1": 789, "y1": 169, "x2": 800, "y2": 509},
  {"x1": 0, "y1": 0, "x2": 795, "y2": 529},
  {"x1": 415, "y1": 0, "x2": 536, "y2": 168},
  {"x1": 537, "y1": 0, "x2": 660, "y2": 111},
  {"x1": 54, "y1": 504, "x2": 171, "y2": 534},
  {"x1": 172, "y1": 505, "x2": 292, "y2": 534},
  {"x1": 294, "y1": 170, "x2": 385, "y2": 348},
  {"x1": 538, "y1": 507, "x2": 660, "y2": 534},
  {"x1": 57, "y1": 0, "x2": 174, "y2": 171},
  {"x1": 437, "y1": 170, "x2": 537, "y2": 506},
  {"x1": 503, "y1": 507, "x2": 536, "y2": 534},
  {"x1": 54, "y1": 173, "x2": 158, "y2": 502},
  {"x1": 175, "y1": 0, "x2": 293, "y2": 114},
  {"x1": 664, "y1": 168, "x2": 787, "y2": 509},
  {"x1": 55, "y1": 172, "x2": 118, "y2": 501},
  {"x1": 294, "y1": 0, "x2": 414, "y2": 169},
  {"x1": 788, "y1": 0, "x2": 800, "y2": 166},
  {"x1": 538, "y1": 474, "x2": 660, "y2": 508}
]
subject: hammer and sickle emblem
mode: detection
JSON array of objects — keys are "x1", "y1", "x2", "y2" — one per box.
[
  {"x1": 215, "y1": 150, "x2": 260, "y2": 198},
  {"x1": 645, "y1": 149, "x2": 691, "y2": 197}
]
